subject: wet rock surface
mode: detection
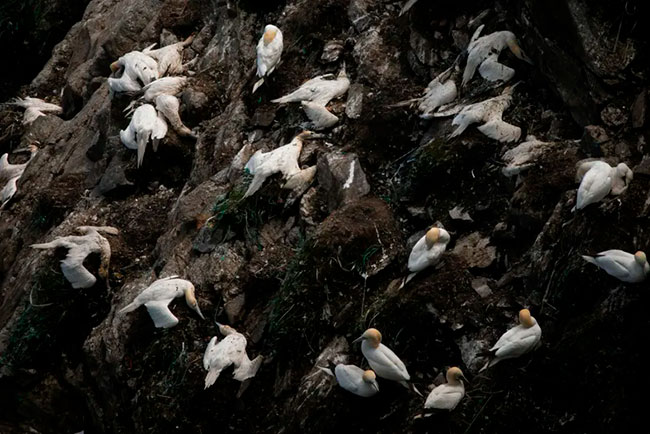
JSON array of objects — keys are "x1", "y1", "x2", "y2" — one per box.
[{"x1": 1, "y1": 0, "x2": 649, "y2": 433}]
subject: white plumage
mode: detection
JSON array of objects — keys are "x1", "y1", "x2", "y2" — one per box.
[
  {"x1": 353, "y1": 328, "x2": 411, "y2": 388},
  {"x1": 118, "y1": 277, "x2": 205, "y2": 328},
  {"x1": 203, "y1": 323, "x2": 263, "y2": 389},
  {"x1": 272, "y1": 69, "x2": 349, "y2": 106},
  {"x1": 140, "y1": 76, "x2": 188, "y2": 102},
  {"x1": 408, "y1": 227, "x2": 451, "y2": 274},
  {"x1": 574, "y1": 161, "x2": 633, "y2": 210},
  {"x1": 480, "y1": 309, "x2": 541, "y2": 371},
  {"x1": 424, "y1": 367, "x2": 467, "y2": 411},
  {"x1": 253, "y1": 24, "x2": 283, "y2": 92},
  {"x1": 582, "y1": 250, "x2": 649, "y2": 283},
  {"x1": 120, "y1": 104, "x2": 168, "y2": 167},
  {"x1": 322, "y1": 364, "x2": 379, "y2": 397},
  {"x1": 30, "y1": 226, "x2": 118, "y2": 289},
  {"x1": 418, "y1": 67, "x2": 459, "y2": 119},
  {"x1": 449, "y1": 85, "x2": 520, "y2": 142},
  {"x1": 501, "y1": 135, "x2": 553, "y2": 177},
  {"x1": 7, "y1": 97, "x2": 62, "y2": 125},
  {"x1": 462, "y1": 25, "x2": 532, "y2": 87},
  {"x1": 108, "y1": 51, "x2": 159, "y2": 94},
  {"x1": 155, "y1": 94, "x2": 195, "y2": 137},
  {"x1": 143, "y1": 35, "x2": 194, "y2": 77},
  {"x1": 301, "y1": 101, "x2": 339, "y2": 130},
  {"x1": 0, "y1": 145, "x2": 38, "y2": 209}
]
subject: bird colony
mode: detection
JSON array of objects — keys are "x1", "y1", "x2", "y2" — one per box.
[{"x1": 1, "y1": 5, "x2": 646, "y2": 425}]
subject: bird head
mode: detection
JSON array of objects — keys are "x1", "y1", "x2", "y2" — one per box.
[
  {"x1": 110, "y1": 60, "x2": 121, "y2": 73},
  {"x1": 506, "y1": 33, "x2": 533, "y2": 65},
  {"x1": 635, "y1": 251, "x2": 647, "y2": 266},
  {"x1": 216, "y1": 322, "x2": 236, "y2": 336},
  {"x1": 184, "y1": 284, "x2": 205, "y2": 320},
  {"x1": 263, "y1": 25, "x2": 279, "y2": 44},
  {"x1": 518, "y1": 309, "x2": 535, "y2": 327},
  {"x1": 362, "y1": 370, "x2": 380, "y2": 392},
  {"x1": 446, "y1": 367, "x2": 468, "y2": 385},
  {"x1": 352, "y1": 328, "x2": 382, "y2": 347},
  {"x1": 297, "y1": 130, "x2": 324, "y2": 141},
  {"x1": 425, "y1": 227, "x2": 440, "y2": 248},
  {"x1": 616, "y1": 163, "x2": 633, "y2": 184}
]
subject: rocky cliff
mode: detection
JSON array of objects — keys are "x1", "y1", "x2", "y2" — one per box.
[{"x1": 0, "y1": 0, "x2": 648, "y2": 433}]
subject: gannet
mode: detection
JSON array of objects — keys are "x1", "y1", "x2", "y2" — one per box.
[
  {"x1": 203, "y1": 323, "x2": 263, "y2": 389},
  {"x1": 272, "y1": 68, "x2": 350, "y2": 106},
  {"x1": 424, "y1": 367, "x2": 468, "y2": 411},
  {"x1": 353, "y1": 328, "x2": 419, "y2": 394},
  {"x1": 155, "y1": 94, "x2": 195, "y2": 138},
  {"x1": 449, "y1": 84, "x2": 521, "y2": 142},
  {"x1": 574, "y1": 161, "x2": 633, "y2": 211},
  {"x1": 253, "y1": 24, "x2": 283, "y2": 93},
  {"x1": 501, "y1": 135, "x2": 553, "y2": 177},
  {"x1": 319, "y1": 364, "x2": 380, "y2": 397},
  {"x1": 30, "y1": 226, "x2": 119, "y2": 289},
  {"x1": 243, "y1": 131, "x2": 321, "y2": 197},
  {"x1": 300, "y1": 101, "x2": 339, "y2": 130},
  {"x1": 405, "y1": 227, "x2": 451, "y2": 285},
  {"x1": 418, "y1": 66, "x2": 459, "y2": 119},
  {"x1": 108, "y1": 51, "x2": 159, "y2": 94},
  {"x1": 582, "y1": 250, "x2": 649, "y2": 283},
  {"x1": 8, "y1": 97, "x2": 62, "y2": 125},
  {"x1": 120, "y1": 104, "x2": 168, "y2": 167},
  {"x1": 462, "y1": 25, "x2": 532, "y2": 87},
  {"x1": 480, "y1": 309, "x2": 542, "y2": 372},
  {"x1": 118, "y1": 276, "x2": 205, "y2": 328},
  {"x1": 1, "y1": 145, "x2": 39, "y2": 209},
  {"x1": 143, "y1": 34, "x2": 194, "y2": 77}
]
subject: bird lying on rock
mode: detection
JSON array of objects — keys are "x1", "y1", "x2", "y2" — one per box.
[
  {"x1": 424, "y1": 367, "x2": 468, "y2": 411},
  {"x1": 30, "y1": 226, "x2": 119, "y2": 289},
  {"x1": 272, "y1": 68, "x2": 349, "y2": 129},
  {"x1": 404, "y1": 227, "x2": 451, "y2": 287},
  {"x1": 418, "y1": 66, "x2": 459, "y2": 119},
  {"x1": 353, "y1": 328, "x2": 421, "y2": 395},
  {"x1": 118, "y1": 276, "x2": 205, "y2": 328},
  {"x1": 253, "y1": 24, "x2": 283, "y2": 93},
  {"x1": 463, "y1": 25, "x2": 532, "y2": 87},
  {"x1": 501, "y1": 135, "x2": 554, "y2": 177},
  {"x1": 143, "y1": 34, "x2": 194, "y2": 77},
  {"x1": 318, "y1": 363, "x2": 380, "y2": 397},
  {"x1": 0, "y1": 144, "x2": 39, "y2": 209},
  {"x1": 120, "y1": 104, "x2": 168, "y2": 167},
  {"x1": 449, "y1": 84, "x2": 521, "y2": 142},
  {"x1": 203, "y1": 323, "x2": 263, "y2": 389},
  {"x1": 582, "y1": 250, "x2": 649, "y2": 283},
  {"x1": 480, "y1": 309, "x2": 541, "y2": 372},
  {"x1": 243, "y1": 131, "x2": 321, "y2": 198},
  {"x1": 7, "y1": 97, "x2": 63, "y2": 125},
  {"x1": 155, "y1": 94, "x2": 195, "y2": 138},
  {"x1": 573, "y1": 160, "x2": 633, "y2": 211},
  {"x1": 108, "y1": 51, "x2": 159, "y2": 94}
]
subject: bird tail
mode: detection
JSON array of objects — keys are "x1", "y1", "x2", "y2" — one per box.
[
  {"x1": 204, "y1": 368, "x2": 221, "y2": 389},
  {"x1": 400, "y1": 272, "x2": 418, "y2": 289},
  {"x1": 401, "y1": 380, "x2": 423, "y2": 397},
  {"x1": 581, "y1": 255, "x2": 596, "y2": 265},
  {"x1": 479, "y1": 355, "x2": 500, "y2": 373},
  {"x1": 316, "y1": 366, "x2": 334, "y2": 377},
  {"x1": 252, "y1": 78, "x2": 265, "y2": 93},
  {"x1": 118, "y1": 301, "x2": 139, "y2": 314},
  {"x1": 243, "y1": 175, "x2": 265, "y2": 198},
  {"x1": 137, "y1": 131, "x2": 150, "y2": 168},
  {"x1": 449, "y1": 116, "x2": 468, "y2": 138}
]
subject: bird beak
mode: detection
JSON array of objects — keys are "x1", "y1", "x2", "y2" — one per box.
[
  {"x1": 352, "y1": 335, "x2": 364, "y2": 344},
  {"x1": 519, "y1": 49, "x2": 534, "y2": 65},
  {"x1": 13, "y1": 147, "x2": 32, "y2": 153},
  {"x1": 195, "y1": 305, "x2": 205, "y2": 320},
  {"x1": 371, "y1": 382, "x2": 380, "y2": 392},
  {"x1": 306, "y1": 132, "x2": 325, "y2": 140},
  {"x1": 460, "y1": 374, "x2": 470, "y2": 384}
]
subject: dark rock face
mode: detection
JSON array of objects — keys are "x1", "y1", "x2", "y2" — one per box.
[{"x1": 1, "y1": 0, "x2": 649, "y2": 433}]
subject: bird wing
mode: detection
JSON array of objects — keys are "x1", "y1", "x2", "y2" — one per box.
[
  {"x1": 144, "y1": 298, "x2": 178, "y2": 328},
  {"x1": 419, "y1": 79, "x2": 458, "y2": 119},
  {"x1": 576, "y1": 166, "x2": 612, "y2": 209},
  {"x1": 61, "y1": 244, "x2": 97, "y2": 289},
  {"x1": 203, "y1": 337, "x2": 219, "y2": 370},
  {"x1": 492, "y1": 325, "x2": 540, "y2": 359},
  {"x1": 377, "y1": 344, "x2": 409, "y2": 378},
  {"x1": 592, "y1": 251, "x2": 633, "y2": 279},
  {"x1": 477, "y1": 119, "x2": 521, "y2": 142},
  {"x1": 450, "y1": 103, "x2": 487, "y2": 137},
  {"x1": 301, "y1": 102, "x2": 339, "y2": 130},
  {"x1": 257, "y1": 39, "x2": 283, "y2": 77},
  {"x1": 407, "y1": 237, "x2": 429, "y2": 273},
  {"x1": 424, "y1": 384, "x2": 464, "y2": 410},
  {"x1": 334, "y1": 364, "x2": 363, "y2": 394},
  {"x1": 478, "y1": 52, "x2": 515, "y2": 82},
  {"x1": 271, "y1": 75, "x2": 333, "y2": 103},
  {"x1": 0, "y1": 153, "x2": 9, "y2": 173}
]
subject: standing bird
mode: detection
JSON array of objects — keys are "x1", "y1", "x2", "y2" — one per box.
[
  {"x1": 6, "y1": 97, "x2": 62, "y2": 125},
  {"x1": 424, "y1": 367, "x2": 468, "y2": 411},
  {"x1": 30, "y1": 226, "x2": 119, "y2": 289},
  {"x1": 253, "y1": 24, "x2": 283, "y2": 93},
  {"x1": 120, "y1": 104, "x2": 168, "y2": 167},
  {"x1": 449, "y1": 84, "x2": 521, "y2": 142},
  {"x1": 108, "y1": 51, "x2": 159, "y2": 94},
  {"x1": 143, "y1": 34, "x2": 194, "y2": 77},
  {"x1": 480, "y1": 309, "x2": 542, "y2": 372},
  {"x1": 318, "y1": 363, "x2": 380, "y2": 397},
  {"x1": 582, "y1": 250, "x2": 649, "y2": 283},
  {"x1": 118, "y1": 277, "x2": 205, "y2": 328},
  {"x1": 404, "y1": 227, "x2": 451, "y2": 286},
  {"x1": 462, "y1": 25, "x2": 532, "y2": 87},
  {"x1": 574, "y1": 161, "x2": 633, "y2": 211},
  {"x1": 203, "y1": 323, "x2": 263, "y2": 389},
  {"x1": 243, "y1": 131, "x2": 321, "y2": 197},
  {"x1": 352, "y1": 328, "x2": 419, "y2": 394}
]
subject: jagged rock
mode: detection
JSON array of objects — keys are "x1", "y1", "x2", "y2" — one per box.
[
  {"x1": 94, "y1": 157, "x2": 134, "y2": 196},
  {"x1": 601, "y1": 105, "x2": 628, "y2": 127},
  {"x1": 345, "y1": 84, "x2": 364, "y2": 119},
  {"x1": 317, "y1": 151, "x2": 370, "y2": 212},
  {"x1": 471, "y1": 277, "x2": 493, "y2": 298},
  {"x1": 631, "y1": 90, "x2": 646, "y2": 129},
  {"x1": 321, "y1": 40, "x2": 344, "y2": 63},
  {"x1": 409, "y1": 27, "x2": 437, "y2": 67},
  {"x1": 348, "y1": 0, "x2": 372, "y2": 32},
  {"x1": 452, "y1": 232, "x2": 496, "y2": 268},
  {"x1": 353, "y1": 27, "x2": 400, "y2": 86},
  {"x1": 449, "y1": 205, "x2": 473, "y2": 222}
]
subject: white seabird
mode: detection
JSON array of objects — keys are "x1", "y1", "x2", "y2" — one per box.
[
  {"x1": 480, "y1": 309, "x2": 542, "y2": 372},
  {"x1": 353, "y1": 328, "x2": 419, "y2": 394},
  {"x1": 7, "y1": 97, "x2": 63, "y2": 125},
  {"x1": 108, "y1": 51, "x2": 159, "y2": 94},
  {"x1": 462, "y1": 25, "x2": 532, "y2": 87},
  {"x1": 30, "y1": 226, "x2": 119, "y2": 289},
  {"x1": 120, "y1": 104, "x2": 168, "y2": 167},
  {"x1": 449, "y1": 84, "x2": 521, "y2": 142},
  {"x1": 243, "y1": 131, "x2": 320, "y2": 197},
  {"x1": 143, "y1": 34, "x2": 194, "y2": 77},
  {"x1": 582, "y1": 250, "x2": 649, "y2": 283},
  {"x1": 0, "y1": 144, "x2": 39, "y2": 209},
  {"x1": 203, "y1": 323, "x2": 263, "y2": 389},
  {"x1": 253, "y1": 24, "x2": 283, "y2": 93},
  {"x1": 118, "y1": 276, "x2": 205, "y2": 328},
  {"x1": 424, "y1": 367, "x2": 468, "y2": 411},
  {"x1": 319, "y1": 364, "x2": 380, "y2": 397},
  {"x1": 574, "y1": 160, "x2": 633, "y2": 211},
  {"x1": 418, "y1": 66, "x2": 459, "y2": 119},
  {"x1": 404, "y1": 227, "x2": 451, "y2": 286},
  {"x1": 155, "y1": 94, "x2": 195, "y2": 138},
  {"x1": 501, "y1": 135, "x2": 554, "y2": 177}
]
